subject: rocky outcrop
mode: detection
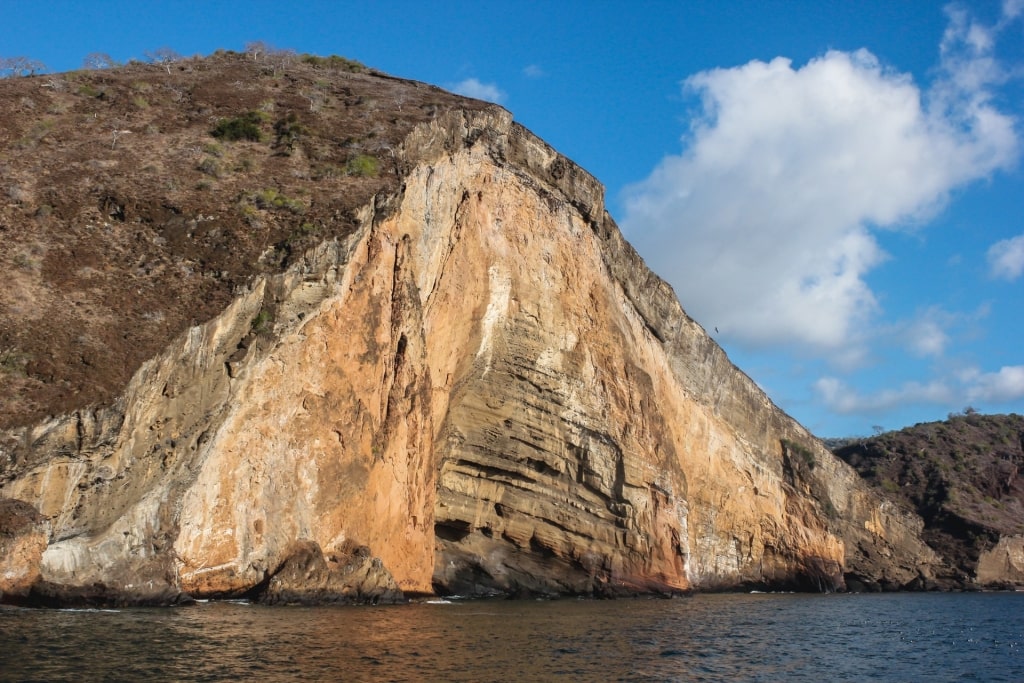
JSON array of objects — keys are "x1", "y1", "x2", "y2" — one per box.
[
  {"x1": 977, "y1": 536, "x2": 1024, "y2": 585},
  {"x1": 260, "y1": 540, "x2": 403, "y2": 605},
  {"x1": 1, "y1": 88, "x2": 944, "y2": 604},
  {"x1": 0, "y1": 498, "x2": 47, "y2": 602},
  {"x1": 835, "y1": 413, "x2": 1024, "y2": 588}
]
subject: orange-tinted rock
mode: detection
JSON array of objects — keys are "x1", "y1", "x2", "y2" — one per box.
[
  {"x1": 0, "y1": 499, "x2": 47, "y2": 602},
  {"x1": 0, "y1": 107, "x2": 942, "y2": 605}
]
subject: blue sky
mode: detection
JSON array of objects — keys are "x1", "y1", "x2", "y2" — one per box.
[{"x1": 2, "y1": 1, "x2": 1022, "y2": 437}]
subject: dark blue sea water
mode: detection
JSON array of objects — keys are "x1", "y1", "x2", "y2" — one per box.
[{"x1": 1, "y1": 592, "x2": 1022, "y2": 682}]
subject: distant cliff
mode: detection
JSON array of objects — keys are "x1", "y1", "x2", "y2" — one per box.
[
  {"x1": 835, "y1": 413, "x2": 1024, "y2": 589},
  {"x1": 1, "y1": 52, "x2": 944, "y2": 605}
]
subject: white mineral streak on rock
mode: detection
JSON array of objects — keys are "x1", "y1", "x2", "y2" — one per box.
[{"x1": 477, "y1": 265, "x2": 512, "y2": 368}]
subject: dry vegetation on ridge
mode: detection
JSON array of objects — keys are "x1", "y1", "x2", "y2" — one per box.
[
  {"x1": 0, "y1": 50, "x2": 492, "y2": 428},
  {"x1": 835, "y1": 412, "x2": 1024, "y2": 581}
]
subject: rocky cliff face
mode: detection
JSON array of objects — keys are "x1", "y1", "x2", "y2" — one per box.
[{"x1": 1, "y1": 58, "x2": 943, "y2": 605}]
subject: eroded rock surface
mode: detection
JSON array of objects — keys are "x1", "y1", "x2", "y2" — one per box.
[
  {"x1": 978, "y1": 536, "x2": 1024, "y2": 586},
  {"x1": 0, "y1": 498, "x2": 47, "y2": 602},
  {"x1": 260, "y1": 540, "x2": 403, "y2": 605},
  {"x1": 1, "y1": 68, "x2": 945, "y2": 605}
]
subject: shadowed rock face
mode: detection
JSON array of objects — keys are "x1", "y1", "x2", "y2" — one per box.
[
  {"x1": 0, "y1": 499, "x2": 47, "y2": 602},
  {"x1": 0, "y1": 57, "x2": 943, "y2": 605}
]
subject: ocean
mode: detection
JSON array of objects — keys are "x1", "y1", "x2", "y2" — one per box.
[{"x1": 1, "y1": 592, "x2": 1022, "y2": 681}]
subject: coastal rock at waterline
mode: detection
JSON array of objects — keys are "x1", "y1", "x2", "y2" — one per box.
[
  {"x1": 260, "y1": 540, "x2": 403, "y2": 605},
  {"x1": 0, "y1": 498, "x2": 47, "y2": 601},
  {"x1": 977, "y1": 536, "x2": 1024, "y2": 586},
  {"x1": 0, "y1": 68, "x2": 944, "y2": 604}
]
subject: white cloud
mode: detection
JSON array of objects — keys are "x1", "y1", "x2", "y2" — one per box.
[
  {"x1": 622, "y1": 14, "x2": 1018, "y2": 359},
  {"x1": 815, "y1": 376, "x2": 953, "y2": 415},
  {"x1": 965, "y1": 365, "x2": 1024, "y2": 402},
  {"x1": 934, "y1": 5, "x2": 1009, "y2": 112},
  {"x1": 988, "y1": 233, "x2": 1024, "y2": 280},
  {"x1": 523, "y1": 64, "x2": 545, "y2": 78},
  {"x1": 1002, "y1": 0, "x2": 1024, "y2": 21},
  {"x1": 943, "y1": 6, "x2": 994, "y2": 56},
  {"x1": 876, "y1": 305, "x2": 990, "y2": 362},
  {"x1": 904, "y1": 316, "x2": 950, "y2": 358},
  {"x1": 816, "y1": 364, "x2": 1024, "y2": 414},
  {"x1": 449, "y1": 78, "x2": 506, "y2": 104}
]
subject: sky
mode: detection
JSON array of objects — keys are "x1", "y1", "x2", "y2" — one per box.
[{"x1": 2, "y1": 1, "x2": 1022, "y2": 437}]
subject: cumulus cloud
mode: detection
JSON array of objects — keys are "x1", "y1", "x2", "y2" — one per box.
[
  {"x1": 449, "y1": 78, "x2": 506, "y2": 104},
  {"x1": 1002, "y1": 0, "x2": 1024, "y2": 20},
  {"x1": 886, "y1": 305, "x2": 991, "y2": 359},
  {"x1": 903, "y1": 315, "x2": 951, "y2": 358},
  {"x1": 816, "y1": 364, "x2": 1024, "y2": 415},
  {"x1": 965, "y1": 365, "x2": 1024, "y2": 402},
  {"x1": 988, "y1": 233, "x2": 1024, "y2": 280},
  {"x1": 622, "y1": 13, "x2": 1018, "y2": 357},
  {"x1": 815, "y1": 376, "x2": 954, "y2": 415}
]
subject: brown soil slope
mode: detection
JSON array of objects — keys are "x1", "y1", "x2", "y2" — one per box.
[{"x1": 0, "y1": 51, "x2": 489, "y2": 428}]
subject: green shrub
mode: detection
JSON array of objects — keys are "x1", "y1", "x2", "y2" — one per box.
[
  {"x1": 0, "y1": 348, "x2": 29, "y2": 375},
  {"x1": 251, "y1": 309, "x2": 273, "y2": 333},
  {"x1": 346, "y1": 154, "x2": 379, "y2": 177},
  {"x1": 197, "y1": 157, "x2": 222, "y2": 178},
  {"x1": 313, "y1": 164, "x2": 342, "y2": 180},
  {"x1": 251, "y1": 188, "x2": 304, "y2": 214},
  {"x1": 211, "y1": 111, "x2": 268, "y2": 141},
  {"x1": 782, "y1": 439, "x2": 816, "y2": 468},
  {"x1": 300, "y1": 54, "x2": 366, "y2": 72},
  {"x1": 274, "y1": 113, "x2": 306, "y2": 151}
]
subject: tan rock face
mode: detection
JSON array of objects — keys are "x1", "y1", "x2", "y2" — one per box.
[
  {"x1": 417, "y1": 144, "x2": 844, "y2": 595},
  {"x1": 977, "y1": 536, "x2": 1024, "y2": 585},
  {"x1": 0, "y1": 499, "x2": 47, "y2": 601},
  {"x1": 0, "y1": 109, "x2": 941, "y2": 604}
]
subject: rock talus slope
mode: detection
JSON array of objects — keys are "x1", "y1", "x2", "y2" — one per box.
[{"x1": 1, "y1": 102, "x2": 941, "y2": 604}]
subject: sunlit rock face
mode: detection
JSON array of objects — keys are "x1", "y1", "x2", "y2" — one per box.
[
  {"x1": 977, "y1": 536, "x2": 1024, "y2": 585},
  {"x1": 0, "y1": 108, "x2": 941, "y2": 605}
]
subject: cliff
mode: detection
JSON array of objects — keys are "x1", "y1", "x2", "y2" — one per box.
[{"x1": 1, "y1": 53, "x2": 943, "y2": 605}]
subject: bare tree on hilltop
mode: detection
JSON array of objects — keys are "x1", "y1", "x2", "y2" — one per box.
[
  {"x1": 83, "y1": 52, "x2": 119, "y2": 70},
  {"x1": 0, "y1": 56, "x2": 47, "y2": 78},
  {"x1": 144, "y1": 47, "x2": 182, "y2": 74},
  {"x1": 244, "y1": 41, "x2": 296, "y2": 76},
  {"x1": 244, "y1": 41, "x2": 274, "y2": 62}
]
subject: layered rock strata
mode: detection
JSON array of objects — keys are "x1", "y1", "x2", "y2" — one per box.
[{"x1": 1, "y1": 107, "x2": 942, "y2": 605}]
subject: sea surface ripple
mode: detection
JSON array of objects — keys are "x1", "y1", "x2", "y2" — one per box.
[{"x1": 1, "y1": 592, "x2": 1022, "y2": 681}]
